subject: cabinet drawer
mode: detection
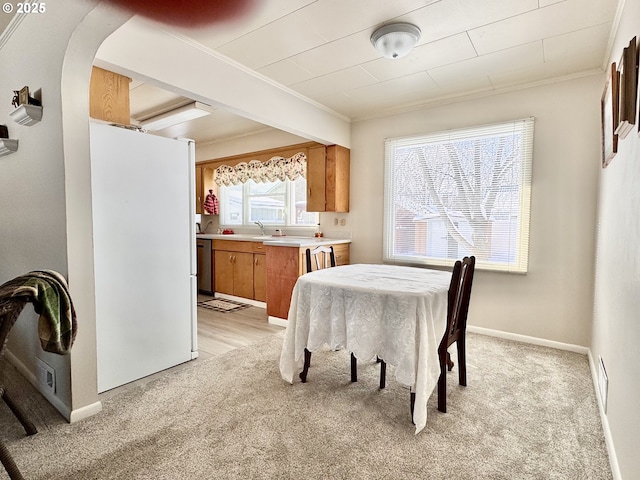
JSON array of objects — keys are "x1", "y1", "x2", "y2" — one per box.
[
  {"x1": 213, "y1": 239, "x2": 255, "y2": 253},
  {"x1": 332, "y1": 243, "x2": 350, "y2": 265},
  {"x1": 252, "y1": 242, "x2": 267, "y2": 253}
]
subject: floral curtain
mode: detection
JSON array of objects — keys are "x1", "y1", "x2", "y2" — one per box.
[{"x1": 214, "y1": 152, "x2": 306, "y2": 186}]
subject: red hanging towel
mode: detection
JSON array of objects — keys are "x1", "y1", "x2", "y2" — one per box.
[{"x1": 203, "y1": 190, "x2": 219, "y2": 215}]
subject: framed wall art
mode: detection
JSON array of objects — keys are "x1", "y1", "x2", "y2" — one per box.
[
  {"x1": 615, "y1": 37, "x2": 638, "y2": 139},
  {"x1": 601, "y1": 62, "x2": 619, "y2": 168}
]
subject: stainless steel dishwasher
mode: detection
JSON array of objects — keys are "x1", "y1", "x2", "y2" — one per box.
[{"x1": 196, "y1": 238, "x2": 213, "y2": 295}]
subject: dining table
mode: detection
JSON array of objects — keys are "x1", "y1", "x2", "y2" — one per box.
[{"x1": 279, "y1": 263, "x2": 452, "y2": 434}]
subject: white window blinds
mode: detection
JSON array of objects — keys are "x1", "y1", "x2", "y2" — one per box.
[{"x1": 383, "y1": 117, "x2": 534, "y2": 273}]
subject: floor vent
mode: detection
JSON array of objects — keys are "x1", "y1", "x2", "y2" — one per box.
[
  {"x1": 598, "y1": 356, "x2": 608, "y2": 414},
  {"x1": 36, "y1": 358, "x2": 56, "y2": 394}
]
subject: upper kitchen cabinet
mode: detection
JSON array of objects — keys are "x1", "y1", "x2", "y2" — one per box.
[
  {"x1": 307, "y1": 145, "x2": 350, "y2": 212},
  {"x1": 195, "y1": 165, "x2": 216, "y2": 215},
  {"x1": 89, "y1": 66, "x2": 130, "y2": 125}
]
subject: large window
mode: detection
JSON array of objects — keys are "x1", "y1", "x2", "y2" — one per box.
[
  {"x1": 219, "y1": 177, "x2": 317, "y2": 227},
  {"x1": 383, "y1": 118, "x2": 534, "y2": 273}
]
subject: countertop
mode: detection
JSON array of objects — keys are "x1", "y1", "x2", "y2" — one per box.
[{"x1": 196, "y1": 233, "x2": 351, "y2": 247}]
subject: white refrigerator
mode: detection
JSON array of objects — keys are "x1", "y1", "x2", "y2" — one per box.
[{"x1": 90, "y1": 122, "x2": 198, "y2": 393}]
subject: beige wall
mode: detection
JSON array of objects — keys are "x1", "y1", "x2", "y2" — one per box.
[
  {"x1": 592, "y1": 0, "x2": 640, "y2": 477},
  {"x1": 0, "y1": 1, "x2": 131, "y2": 419},
  {"x1": 196, "y1": 129, "x2": 308, "y2": 162},
  {"x1": 0, "y1": 4, "x2": 98, "y2": 416},
  {"x1": 350, "y1": 75, "x2": 602, "y2": 346}
]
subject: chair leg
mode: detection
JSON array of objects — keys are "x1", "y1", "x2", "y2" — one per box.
[
  {"x1": 457, "y1": 338, "x2": 467, "y2": 387},
  {"x1": 438, "y1": 365, "x2": 447, "y2": 413},
  {"x1": 0, "y1": 388, "x2": 37, "y2": 436},
  {"x1": 350, "y1": 353, "x2": 357, "y2": 382},
  {"x1": 410, "y1": 390, "x2": 416, "y2": 424},
  {"x1": 0, "y1": 441, "x2": 25, "y2": 480},
  {"x1": 379, "y1": 360, "x2": 386, "y2": 389},
  {"x1": 299, "y1": 348, "x2": 312, "y2": 383}
]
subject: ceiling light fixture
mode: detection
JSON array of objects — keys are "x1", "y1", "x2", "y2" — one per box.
[
  {"x1": 139, "y1": 102, "x2": 214, "y2": 131},
  {"x1": 370, "y1": 22, "x2": 421, "y2": 59}
]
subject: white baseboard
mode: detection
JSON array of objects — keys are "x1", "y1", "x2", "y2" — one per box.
[
  {"x1": 69, "y1": 401, "x2": 103, "y2": 423},
  {"x1": 5, "y1": 350, "x2": 72, "y2": 420},
  {"x1": 587, "y1": 351, "x2": 622, "y2": 480},
  {"x1": 467, "y1": 325, "x2": 589, "y2": 354},
  {"x1": 467, "y1": 325, "x2": 620, "y2": 479},
  {"x1": 268, "y1": 316, "x2": 287, "y2": 327}
]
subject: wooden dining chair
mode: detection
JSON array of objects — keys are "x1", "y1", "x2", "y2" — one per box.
[
  {"x1": 377, "y1": 256, "x2": 475, "y2": 419},
  {"x1": 299, "y1": 246, "x2": 359, "y2": 383},
  {"x1": 305, "y1": 245, "x2": 336, "y2": 272},
  {"x1": 434, "y1": 255, "x2": 475, "y2": 413}
]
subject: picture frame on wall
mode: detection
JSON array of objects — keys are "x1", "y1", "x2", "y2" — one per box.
[
  {"x1": 601, "y1": 62, "x2": 619, "y2": 168},
  {"x1": 615, "y1": 37, "x2": 638, "y2": 139}
]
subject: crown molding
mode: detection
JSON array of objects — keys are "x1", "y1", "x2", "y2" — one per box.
[{"x1": 0, "y1": 13, "x2": 26, "y2": 51}]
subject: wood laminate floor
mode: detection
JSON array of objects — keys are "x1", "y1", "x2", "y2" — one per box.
[
  {"x1": 196, "y1": 294, "x2": 284, "y2": 360},
  {"x1": 99, "y1": 295, "x2": 284, "y2": 399}
]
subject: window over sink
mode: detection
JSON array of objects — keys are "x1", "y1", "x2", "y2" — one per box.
[{"x1": 218, "y1": 177, "x2": 318, "y2": 227}]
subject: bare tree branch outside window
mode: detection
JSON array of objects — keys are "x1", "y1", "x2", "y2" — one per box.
[{"x1": 384, "y1": 118, "x2": 533, "y2": 272}]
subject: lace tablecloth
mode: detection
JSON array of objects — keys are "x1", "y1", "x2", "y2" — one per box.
[{"x1": 279, "y1": 263, "x2": 451, "y2": 434}]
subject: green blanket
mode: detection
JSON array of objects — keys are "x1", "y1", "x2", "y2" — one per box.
[{"x1": 0, "y1": 270, "x2": 77, "y2": 354}]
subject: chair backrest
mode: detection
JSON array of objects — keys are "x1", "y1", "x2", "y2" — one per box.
[
  {"x1": 440, "y1": 256, "x2": 476, "y2": 350},
  {"x1": 305, "y1": 246, "x2": 336, "y2": 273}
]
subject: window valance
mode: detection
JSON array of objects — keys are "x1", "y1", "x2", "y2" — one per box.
[{"x1": 214, "y1": 152, "x2": 306, "y2": 186}]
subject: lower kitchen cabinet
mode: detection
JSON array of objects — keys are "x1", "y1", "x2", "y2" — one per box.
[
  {"x1": 253, "y1": 253, "x2": 266, "y2": 302},
  {"x1": 213, "y1": 240, "x2": 267, "y2": 301},
  {"x1": 267, "y1": 242, "x2": 350, "y2": 319},
  {"x1": 214, "y1": 250, "x2": 254, "y2": 299}
]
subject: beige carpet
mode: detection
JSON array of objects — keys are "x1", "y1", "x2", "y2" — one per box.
[{"x1": 0, "y1": 332, "x2": 612, "y2": 479}]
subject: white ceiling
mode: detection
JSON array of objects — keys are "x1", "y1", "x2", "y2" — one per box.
[{"x1": 127, "y1": 0, "x2": 618, "y2": 144}]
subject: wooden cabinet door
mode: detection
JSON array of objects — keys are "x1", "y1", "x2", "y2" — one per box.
[
  {"x1": 197, "y1": 166, "x2": 217, "y2": 215},
  {"x1": 306, "y1": 145, "x2": 350, "y2": 212},
  {"x1": 306, "y1": 145, "x2": 326, "y2": 212},
  {"x1": 89, "y1": 66, "x2": 130, "y2": 124},
  {"x1": 233, "y1": 252, "x2": 254, "y2": 299},
  {"x1": 332, "y1": 243, "x2": 350, "y2": 266},
  {"x1": 326, "y1": 145, "x2": 350, "y2": 212},
  {"x1": 253, "y1": 253, "x2": 267, "y2": 302},
  {"x1": 214, "y1": 250, "x2": 234, "y2": 295},
  {"x1": 195, "y1": 166, "x2": 203, "y2": 214}
]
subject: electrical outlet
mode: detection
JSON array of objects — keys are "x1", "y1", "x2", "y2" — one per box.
[
  {"x1": 334, "y1": 218, "x2": 339, "y2": 225},
  {"x1": 339, "y1": 218, "x2": 346, "y2": 226},
  {"x1": 36, "y1": 358, "x2": 56, "y2": 394},
  {"x1": 598, "y1": 356, "x2": 608, "y2": 413}
]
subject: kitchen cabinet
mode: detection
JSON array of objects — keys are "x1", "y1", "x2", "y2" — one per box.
[
  {"x1": 266, "y1": 242, "x2": 350, "y2": 319},
  {"x1": 296, "y1": 242, "x2": 350, "y2": 275},
  {"x1": 195, "y1": 165, "x2": 216, "y2": 215},
  {"x1": 213, "y1": 240, "x2": 267, "y2": 301},
  {"x1": 89, "y1": 66, "x2": 130, "y2": 125},
  {"x1": 307, "y1": 145, "x2": 350, "y2": 212},
  {"x1": 215, "y1": 250, "x2": 254, "y2": 298},
  {"x1": 253, "y1": 253, "x2": 266, "y2": 302}
]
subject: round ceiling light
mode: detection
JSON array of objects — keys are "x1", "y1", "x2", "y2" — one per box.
[{"x1": 370, "y1": 22, "x2": 421, "y2": 59}]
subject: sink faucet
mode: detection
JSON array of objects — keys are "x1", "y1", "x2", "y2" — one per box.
[{"x1": 254, "y1": 221, "x2": 265, "y2": 236}]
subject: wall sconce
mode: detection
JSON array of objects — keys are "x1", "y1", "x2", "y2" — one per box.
[
  {"x1": 0, "y1": 124, "x2": 18, "y2": 157},
  {"x1": 10, "y1": 86, "x2": 43, "y2": 126}
]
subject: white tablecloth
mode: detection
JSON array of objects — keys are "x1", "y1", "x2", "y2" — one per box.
[{"x1": 279, "y1": 263, "x2": 451, "y2": 434}]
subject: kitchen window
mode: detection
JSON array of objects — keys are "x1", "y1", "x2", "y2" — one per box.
[
  {"x1": 383, "y1": 117, "x2": 534, "y2": 273},
  {"x1": 218, "y1": 177, "x2": 318, "y2": 227}
]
